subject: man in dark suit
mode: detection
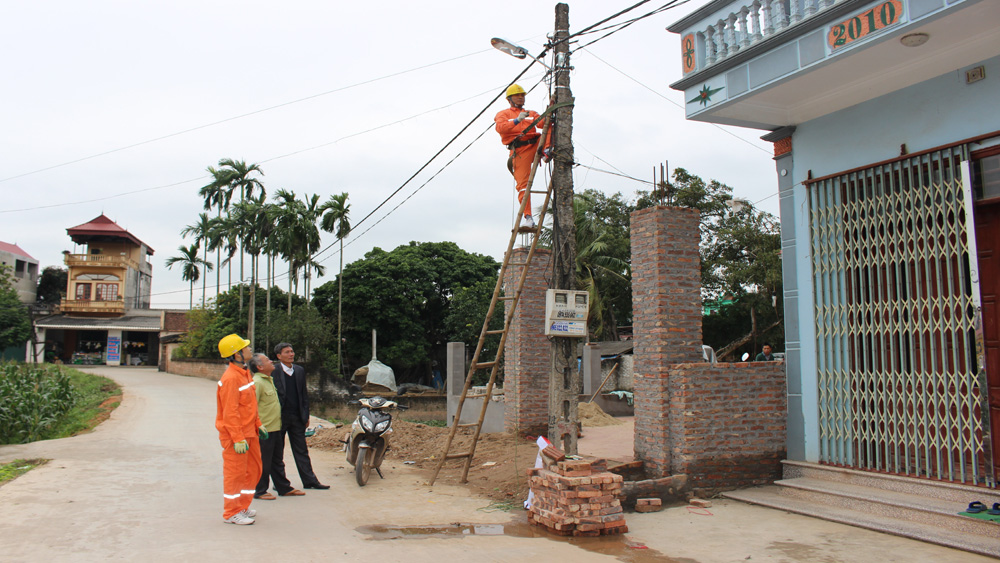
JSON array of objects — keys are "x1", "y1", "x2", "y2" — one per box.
[{"x1": 272, "y1": 342, "x2": 329, "y2": 491}]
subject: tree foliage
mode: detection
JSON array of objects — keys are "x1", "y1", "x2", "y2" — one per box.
[
  {"x1": 633, "y1": 168, "x2": 782, "y2": 350},
  {"x1": 0, "y1": 266, "x2": 31, "y2": 350},
  {"x1": 442, "y1": 278, "x2": 504, "y2": 385},
  {"x1": 554, "y1": 168, "x2": 782, "y2": 353},
  {"x1": 313, "y1": 241, "x2": 499, "y2": 379},
  {"x1": 258, "y1": 304, "x2": 336, "y2": 374},
  {"x1": 35, "y1": 266, "x2": 67, "y2": 305},
  {"x1": 174, "y1": 284, "x2": 306, "y2": 359}
]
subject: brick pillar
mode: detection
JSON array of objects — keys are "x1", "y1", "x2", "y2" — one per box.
[
  {"x1": 630, "y1": 206, "x2": 702, "y2": 477},
  {"x1": 503, "y1": 247, "x2": 551, "y2": 435}
]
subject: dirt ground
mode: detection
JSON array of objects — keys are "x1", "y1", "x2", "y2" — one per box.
[{"x1": 309, "y1": 401, "x2": 627, "y2": 503}]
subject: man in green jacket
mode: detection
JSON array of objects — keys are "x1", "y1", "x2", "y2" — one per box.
[
  {"x1": 755, "y1": 343, "x2": 775, "y2": 362},
  {"x1": 250, "y1": 353, "x2": 303, "y2": 499}
]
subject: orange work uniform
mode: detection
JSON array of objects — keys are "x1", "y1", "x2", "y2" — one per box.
[
  {"x1": 215, "y1": 361, "x2": 262, "y2": 520},
  {"x1": 494, "y1": 106, "x2": 551, "y2": 217}
]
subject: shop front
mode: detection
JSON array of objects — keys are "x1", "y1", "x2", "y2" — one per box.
[{"x1": 33, "y1": 314, "x2": 162, "y2": 367}]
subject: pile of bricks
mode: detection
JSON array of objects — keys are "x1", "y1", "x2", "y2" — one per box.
[
  {"x1": 635, "y1": 498, "x2": 663, "y2": 513},
  {"x1": 526, "y1": 447, "x2": 628, "y2": 536}
]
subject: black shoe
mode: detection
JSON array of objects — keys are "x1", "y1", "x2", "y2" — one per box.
[{"x1": 304, "y1": 483, "x2": 330, "y2": 490}]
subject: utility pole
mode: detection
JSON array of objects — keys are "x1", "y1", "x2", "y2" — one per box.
[{"x1": 548, "y1": 2, "x2": 579, "y2": 454}]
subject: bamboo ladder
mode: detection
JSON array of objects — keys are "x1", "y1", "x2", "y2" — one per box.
[{"x1": 428, "y1": 118, "x2": 554, "y2": 486}]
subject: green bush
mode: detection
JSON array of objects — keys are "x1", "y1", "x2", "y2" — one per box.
[{"x1": 0, "y1": 362, "x2": 76, "y2": 444}]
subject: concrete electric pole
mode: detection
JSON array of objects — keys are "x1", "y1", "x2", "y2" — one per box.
[{"x1": 548, "y1": 2, "x2": 580, "y2": 454}]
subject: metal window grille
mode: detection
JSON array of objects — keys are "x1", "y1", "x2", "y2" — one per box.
[{"x1": 809, "y1": 145, "x2": 991, "y2": 485}]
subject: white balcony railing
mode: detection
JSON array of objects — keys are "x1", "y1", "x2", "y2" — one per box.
[
  {"x1": 691, "y1": 0, "x2": 847, "y2": 71},
  {"x1": 60, "y1": 298, "x2": 125, "y2": 314},
  {"x1": 64, "y1": 253, "x2": 140, "y2": 271}
]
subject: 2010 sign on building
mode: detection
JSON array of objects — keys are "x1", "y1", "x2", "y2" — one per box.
[{"x1": 828, "y1": 0, "x2": 903, "y2": 49}]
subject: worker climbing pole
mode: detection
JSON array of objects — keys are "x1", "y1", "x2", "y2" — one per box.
[
  {"x1": 494, "y1": 84, "x2": 552, "y2": 229},
  {"x1": 429, "y1": 4, "x2": 580, "y2": 486}
]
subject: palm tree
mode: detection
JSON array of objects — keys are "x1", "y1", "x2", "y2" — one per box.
[
  {"x1": 320, "y1": 192, "x2": 351, "y2": 375},
  {"x1": 165, "y1": 243, "x2": 213, "y2": 309},
  {"x1": 229, "y1": 196, "x2": 273, "y2": 347},
  {"x1": 212, "y1": 159, "x2": 265, "y2": 312},
  {"x1": 207, "y1": 214, "x2": 239, "y2": 295},
  {"x1": 199, "y1": 166, "x2": 237, "y2": 303},
  {"x1": 272, "y1": 190, "x2": 323, "y2": 312},
  {"x1": 180, "y1": 212, "x2": 214, "y2": 307}
]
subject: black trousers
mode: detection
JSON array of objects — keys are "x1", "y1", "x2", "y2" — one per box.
[
  {"x1": 256, "y1": 430, "x2": 293, "y2": 495},
  {"x1": 280, "y1": 419, "x2": 321, "y2": 488}
]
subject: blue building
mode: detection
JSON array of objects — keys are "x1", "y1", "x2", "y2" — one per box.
[{"x1": 669, "y1": 0, "x2": 998, "y2": 553}]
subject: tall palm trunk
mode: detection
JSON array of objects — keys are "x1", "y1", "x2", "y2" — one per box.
[
  {"x1": 239, "y1": 190, "x2": 244, "y2": 313},
  {"x1": 266, "y1": 252, "x2": 272, "y2": 352},
  {"x1": 215, "y1": 208, "x2": 222, "y2": 308},
  {"x1": 248, "y1": 254, "x2": 256, "y2": 347},
  {"x1": 201, "y1": 244, "x2": 208, "y2": 307},
  {"x1": 287, "y1": 263, "x2": 294, "y2": 315},
  {"x1": 337, "y1": 239, "x2": 345, "y2": 376}
]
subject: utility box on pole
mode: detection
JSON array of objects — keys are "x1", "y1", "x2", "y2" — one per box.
[{"x1": 544, "y1": 289, "x2": 589, "y2": 337}]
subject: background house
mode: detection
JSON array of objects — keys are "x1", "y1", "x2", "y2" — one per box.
[
  {"x1": 0, "y1": 241, "x2": 39, "y2": 304},
  {"x1": 33, "y1": 214, "x2": 162, "y2": 366}
]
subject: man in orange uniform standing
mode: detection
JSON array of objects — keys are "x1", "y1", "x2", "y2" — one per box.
[
  {"x1": 494, "y1": 84, "x2": 551, "y2": 229},
  {"x1": 215, "y1": 333, "x2": 266, "y2": 525}
]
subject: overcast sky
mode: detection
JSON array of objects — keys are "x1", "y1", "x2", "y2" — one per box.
[{"x1": 1, "y1": 0, "x2": 778, "y2": 309}]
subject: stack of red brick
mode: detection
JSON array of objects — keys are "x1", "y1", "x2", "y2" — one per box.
[{"x1": 526, "y1": 447, "x2": 628, "y2": 536}]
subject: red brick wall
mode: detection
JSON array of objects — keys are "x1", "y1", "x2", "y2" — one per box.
[
  {"x1": 163, "y1": 311, "x2": 189, "y2": 332},
  {"x1": 629, "y1": 206, "x2": 786, "y2": 489},
  {"x1": 668, "y1": 361, "x2": 786, "y2": 490},
  {"x1": 630, "y1": 206, "x2": 703, "y2": 475},
  {"x1": 503, "y1": 248, "x2": 551, "y2": 435},
  {"x1": 163, "y1": 356, "x2": 226, "y2": 380}
]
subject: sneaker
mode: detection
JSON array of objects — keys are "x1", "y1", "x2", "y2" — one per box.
[
  {"x1": 523, "y1": 215, "x2": 536, "y2": 229},
  {"x1": 224, "y1": 512, "x2": 255, "y2": 525},
  {"x1": 240, "y1": 508, "x2": 256, "y2": 518}
]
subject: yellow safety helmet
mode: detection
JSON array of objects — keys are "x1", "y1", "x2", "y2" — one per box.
[
  {"x1": 218, "y1": 334, "x2": 251, "y2": 358},
  {"x1": 505, "y1": 84, "x2": 526, "y2": 98}
]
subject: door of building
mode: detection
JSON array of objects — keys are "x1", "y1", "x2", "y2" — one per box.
[{"x1": 972, "y1": 148, "x2": 1000, "y2": 482}]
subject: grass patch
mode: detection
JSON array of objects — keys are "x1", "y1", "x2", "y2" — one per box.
[
  {"x1": 49, "y1": 368, "x2": 122, "y2": 439},
  {"x1": 0, "y1": 362, "x2": 121, "y2": 444},
  {"x1": 0, "y1": 458, "x2": 48, "y2": 486}
]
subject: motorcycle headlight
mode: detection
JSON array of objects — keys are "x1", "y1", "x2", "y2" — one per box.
[
  {"x1": 360, "y1": 416, "x2": 374, "y2": 432},
  {"x1": 374, "y1": 419, "x2": 391, "y2": 432}
]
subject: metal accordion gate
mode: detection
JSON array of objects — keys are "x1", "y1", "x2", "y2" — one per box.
[{"x1": 808, "y1": 144, "x2": 993, "y2": 486}]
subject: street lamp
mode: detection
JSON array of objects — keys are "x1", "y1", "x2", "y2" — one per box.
[{"x1": 491, "y1": 37, "x2": 551, "y2": 70}]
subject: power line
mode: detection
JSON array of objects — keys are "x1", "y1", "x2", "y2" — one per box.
[
  {"x1": 0, "y1": 81, "x2": 537, "y2": 215},
  {"x1": 581, "y1": 51, "x2": 773, "y2": 156},
  {"x1": 572, "y1": 0, "x2": 693, "y2": 50},
  {"x1": 314, "y1": 62, "x2": 542, "y2": 258},
  {"x1": 324, "y1": 123, "x2": 497, "y2": 264},
  {"x1": 0, "y1": 49, "x2": 494, "y2": 185},
  {"x1": 0, "y1": 176, "x2": 206, "y2": 214},
  {"x1": 572, "y1": 160, "x2": 654, "y2": 187}
]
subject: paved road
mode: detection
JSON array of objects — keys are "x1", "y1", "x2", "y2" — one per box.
[{"x1": 0, "y1": 367, "x2": 987, "y2": 562}]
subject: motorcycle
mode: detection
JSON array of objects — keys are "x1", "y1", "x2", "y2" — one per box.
[{"x1": 345, "y1": 396, "x2": 408, "y2": 486}]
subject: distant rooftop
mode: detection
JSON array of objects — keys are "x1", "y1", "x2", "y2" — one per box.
[
  {"x1": 0, "y1": 241, "x2": 36, "y2": 261},
  {"x1": 67, "y1": 214, "x2": 154, "y2": 254}
]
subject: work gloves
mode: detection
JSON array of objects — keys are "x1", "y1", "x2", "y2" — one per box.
[
  {"x1": 258, "y1": 425, "x2": 269, "y2": 440},
  {"x1": 234, "y1": 440, "x2": 249, "y2": 454}
]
